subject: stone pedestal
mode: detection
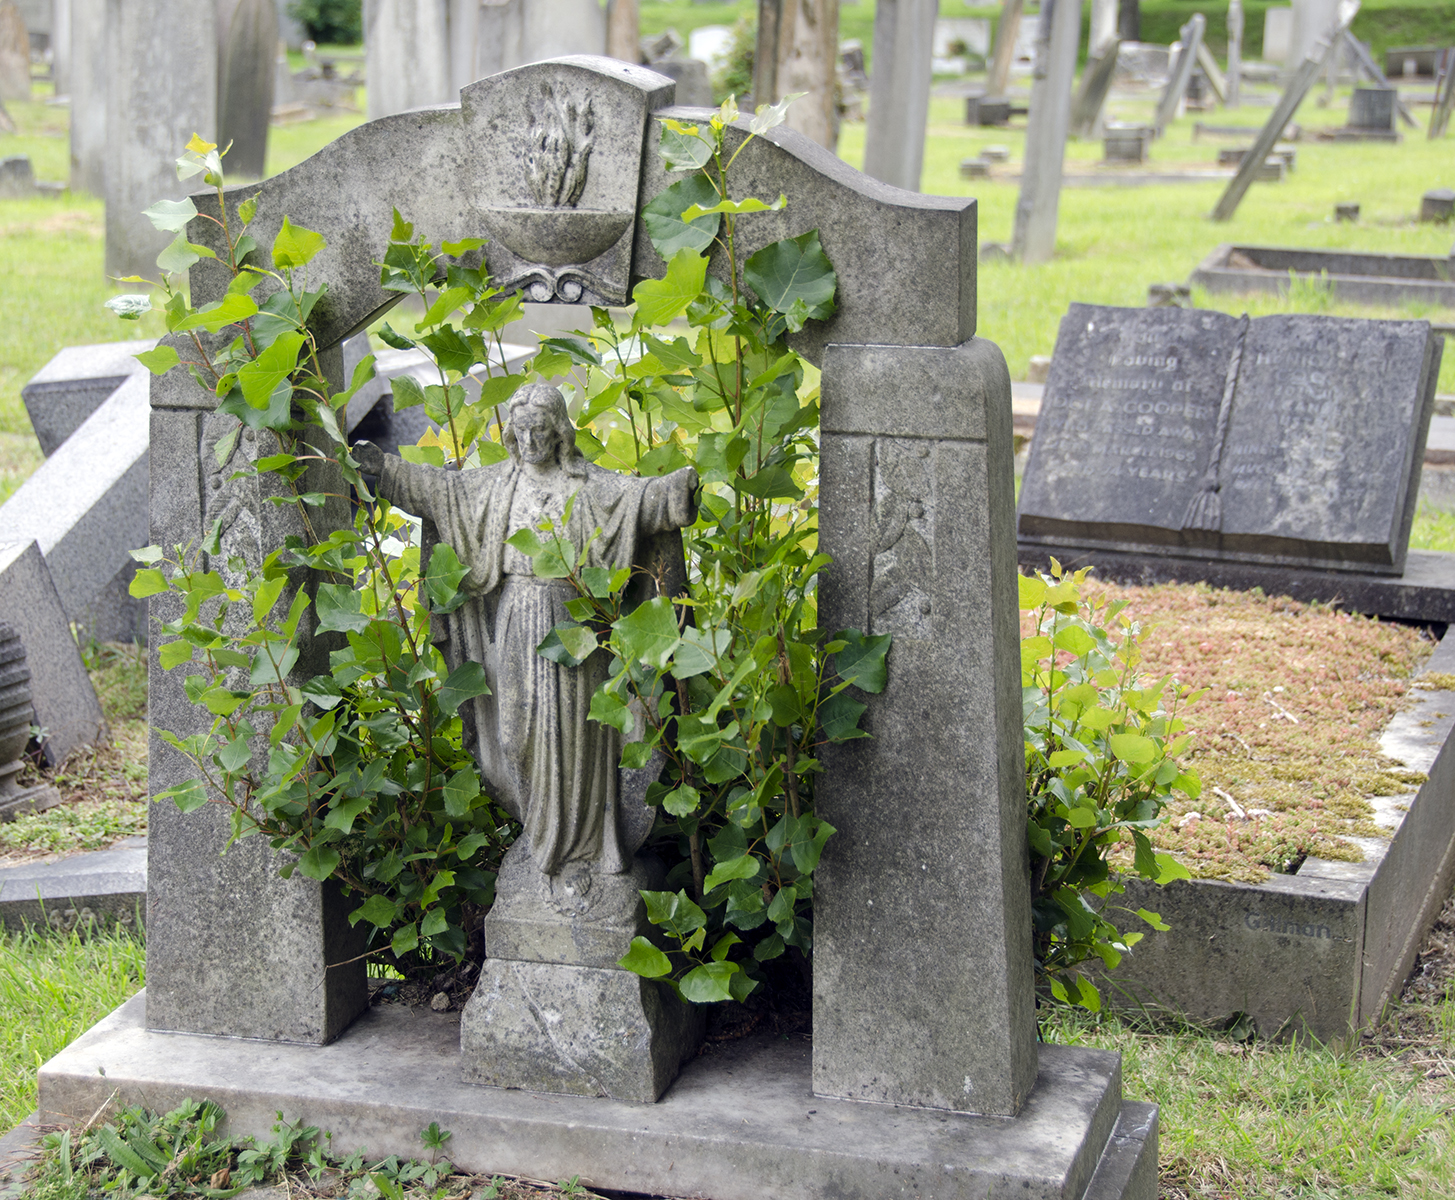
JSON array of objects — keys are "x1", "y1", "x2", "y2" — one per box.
[{"x1": 462, "y1": 842, "x2": 700, "y2": 1102}]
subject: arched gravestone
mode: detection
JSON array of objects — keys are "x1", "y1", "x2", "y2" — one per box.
[{"x1": 111, "y1": 56, "x2": 1155, "y2": 1199}]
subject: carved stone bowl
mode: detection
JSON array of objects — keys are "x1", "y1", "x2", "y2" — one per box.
[{"x1": 481, "y1": 207, "x2": 633, "y2": 268}]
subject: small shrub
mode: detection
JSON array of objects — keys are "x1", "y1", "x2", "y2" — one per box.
[{"x1": 288, "y1": 0, "x2": 362, "y2": 45}]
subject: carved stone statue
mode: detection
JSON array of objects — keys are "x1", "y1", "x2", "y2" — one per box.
[{"x1": 357, "y1": 382, "x2": 697, "y2": 877}]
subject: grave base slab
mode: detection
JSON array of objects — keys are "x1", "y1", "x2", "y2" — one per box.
[
  {"x1": 1018, "y1": 545, "x2": 1455, "y2": 624},
  {"x1": 40, "y1": 993, "x2": 1156, "y2": 1200}
]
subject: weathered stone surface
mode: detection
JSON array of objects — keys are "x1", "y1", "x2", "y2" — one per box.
[
  {"x1": 862, "y1": 0, "x2": 936, "y2": 190},
  {"x1": 815, "y1": 338, "x2": 1038, "y2": 1117},
  {"x1": 1348, "y1": 85, "x2": 1397, "y2": 130},
  {"x1": 0, "y1": 542, "x2": 104, "y2": 767},
  {"x1": 1103, "y1": 123, "x2": 1152, "y2": 162},
  {"x1": 649, "y1": 57, "x2": 709, "y2": 106},
  {"x1": 1018, "y1": 304, "x2": 1443, "y2": 574},
  {"x1": 1153, "y1": 14, "x2": 1204, "y2": 135},
  {"x1": 0, "y1": 372, "x2": 148, "y2": 634},
  {"x1": 363, "y1": 0, "x2": 449, "y2": 120},
  {"x1": 0, "y1": 836, "x2": 145, "y2": 928},
  {"x1": 1263, "y1": 5, "x2": 1293, "y2": 63},
  {"x1": 1191, "y1": 243, "x2": 1455, "y2": 307},
  {"x1": 42, "y1": 997, "x2": 1155, "y2": 1200},
  {"x1": 0, "y1": 622, "x2": 61, "y2": 819},
  {"x1": 1071, "y1": 41, "x2": 1121, "y2": 138},
  {"x1": 0, "y1": 154, "x2": 35, "y2": 198},
  {"x1": 1012, "y1": 0, "x2": 1081, "y2": 263},
  {"x1": 21, "y1": 338, "x2": 155, "y2": 456},
  {"x1": 482, "y1": 839, "x2": 658, "y2": 969},
  {"x1": 0, "y1": 3, "x2": 29, "y2": 102},
  {"x1": 1421, "y1": 187, "x2": 1455, "y2": 223},
  {"x1": 216, "y1": 0, "x2": 277, "y2": 179},
  {"x1": 68, "y1": 0, "x2": 105, "y2": 195},
  {"x1": 104, "y1": 0, "x2": 217, "y2": 280},
  {"x1": 460, "y1": 959, "x2": 699, "y2": 1102}
]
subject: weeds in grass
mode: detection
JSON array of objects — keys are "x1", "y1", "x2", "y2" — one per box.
[{"x1": 0, "y1": 922, "x2": 145, "y2": 1130}]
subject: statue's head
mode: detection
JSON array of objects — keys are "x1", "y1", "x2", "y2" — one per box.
[{"x1": 504, "y1": 383, "x2": 588, "y2": 477}]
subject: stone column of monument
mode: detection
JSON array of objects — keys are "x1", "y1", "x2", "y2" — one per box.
[
  {"x1": 51, "y1": 0, "x2": 69, "y2": 94},
  {"x1": 1227, "y1": 0, "x2": 1243, "y2": 107},
  {"x1": 0, "y1": 2, "x2": 29, "y2": 102},
  {"x1": 1011, "y1": 0, "x2": 1078, "y2": 264},
  {"x1": 985, "y1": 0, "x2": 1022, "y2": 97},
  {"x1": 275, "y1": 0, "x2": 305, "y2": 50},
  {"x1": 216, "y1": 0, "x2": 278, "y2": 179},
  {"x1": 752, "y1": 0, "x2": 840, "y2": 151},
  {"x1": 1117, "y1": 0, "x2": 1138, "y2": 41},
  {"x1": 364, "y1": 0, "x2": 450, "y2": 120},
  {"x1": 605, "y1": 0, "x2": 639, "y2": 63},
  {"x1": 1290, "y1": 0, "x2": 1337, "y2": 72},
  {"x1": 815, "y1": 338, "x2": 1037, "y2": 1117},
  {"x1": 862, "y1": 0, "x2": 936, "y2": 191},
  {"x1": 67, "y1": 0, "x2": 103, "y2": 194},
  {"x1": 104, "y1": 0, "x2": 217, "y2": 281},
  {"x1": 1089, "y1": 0, "x2": 1117, "y2": 57}
]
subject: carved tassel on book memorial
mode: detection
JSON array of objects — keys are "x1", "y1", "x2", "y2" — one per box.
[{"x1": 1182, "y1": 314, "x2": 1250, "y2": 533}]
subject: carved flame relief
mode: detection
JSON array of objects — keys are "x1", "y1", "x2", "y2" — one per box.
[{"x1": 526, "y1": 91, "x2": 594, "y2": 209}]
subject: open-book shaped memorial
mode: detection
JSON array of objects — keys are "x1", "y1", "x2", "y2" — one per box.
[{"x1": 38, "y1": 58, "x2": 1156, "y2": 1200}]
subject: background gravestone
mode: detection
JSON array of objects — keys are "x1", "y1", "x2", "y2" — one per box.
[
  {"x1": 104, "y1": 0, "x2": 217, "y2": 280},
  {"x1": 0, "y1": 1, "x2": 29, "y2": 102},
  {"x1": 68, "y1": 0, "x2": 105, "y2": 195},
  {"x1": 216, "y1": 0, "x2": 278, "y2": 179},
  {"x1": 861, "y1": 0, "x2": 936, "y2": 191},
  {"x1": 1018, "y1": 303, "x2": 1443, "y2": 574},
  {"x1": 363, "y1": 0, "x2": 450, "y2": 120}
]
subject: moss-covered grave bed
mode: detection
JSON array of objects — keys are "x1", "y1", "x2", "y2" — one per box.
[{"x1": 1029, "y1": 578, "x2": 1439, "y2": 885}]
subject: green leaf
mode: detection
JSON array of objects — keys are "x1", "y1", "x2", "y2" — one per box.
[
  {"x1": 158, "y1": 639, "x2": 194, "y2": 669},
  {"x1": 833, "y1": 629, "x2": 891, "y2": 694},
  {"x1": 1137, "y1": 907, "x2": 1171, "y2": 932},
  {"x1": 750, "y1": 91, "x2": 804, "y2": 134},
  {"x1": 589, "y1": 683, "x2": 634, "y2": 736},
  {"x1": 632, "y1": 248, "x2": 708, "y2": 327},
  {"x1": 442, "y1": 768, "x2": 481, "y2": 819},
  {"x1": 157, "y1": 778, "x2": 208, "y2": 813},
  {"x1": 662, "y1": 784, "x2": 700, "y2": 817},
  {"x1": 390, "y1": 207, "x2": 415, "y2": 242},
  {"x1": 1154, "y1": 853, "x2": 1192, "y2": 884},
  {"x1": 1018, "y1": 573, "x2": 1048, "y2": 610},
  {"x1": 130, "y1": 545, "x2": 164, "y2": 565},
  {"x1": 378, "y1": 322, "x2": 416, "y2": 351},
  {"x1": 424, "y1": 543, "x2": 471, "y2": 613},
  {"x1": 352, "y1": 894, "x2": 398, "y2": 928},
  {"x1": 391, "y1": 922, "x2": 419, "y2": 957},
  {"x1": 134, "y1": 345, "x2": 180, "y2": 376},
  {"x1": 819, "y1": 690, "x2": 867, "y2": 741},
  {"x1": 703, "y1": 853, "x2": 759, "y2": 892},
  {"x1": 1108, "y1": 733, "x2": 1156, "y2": 765},
  {"x1": 105, "y1": 293, "x2": 152, "y2": 321},
  {"x1": 618, "y1": 935, "x2": 672, "y2": 978},
  {"x1": 657, "y1": 120, "x2": 715, "y2": 171},
  {"x1": 272, "y1": 216, "x2": 327, "y2": 270},
  {"x1": 315, "y1": 583, "x2": 372, "y2": 633},
  {"x1": 173, "y1": 292, "x2": 260, "y2": 334},
  {"x1": 438, "y1": 662, "x2": 491, "y2": 715},
  {"x1": 680, "y1": 960, "x2": 737, "y2": 1003},
  {"x1": 237, "y1": 330, "x2": 306, "y2": 410},
  {"x1": 297, "y1": 844, "x2": 341, "y2": 881},
  {"x1": 441, "y1": 235, "x2": 487, "y2": 255},
  {"x1": 743, "y1": 230, "x2": 837, "y2": 323},
  {"x1": 420, "y1": 909, "x2": 450, "y2": 938},
  {"x1": 238, "y1": 194, "x2": 259, "y2": 225},
  {"x1": 613, "y1": 597, "x2": 680, "y2": 670},
  {"x1": 537, "y1": 622, "x2": 599, "y2": 667},
  {"x1": 671, "y1": 625, "x2": 731, "y2": 679},
  {"x1": 1053, "y1": 625, "x2": 1099, "y2": 657},
  {"x1": 129, "y1": 569, "x2": 169, "y2": 599},
  {"x1": 156, "y1": 233, "x2": 213, "y2": 275},
  {"x1": 642, "y1": 175, "x2": 723, "y2": 259},
  {"x1": 143, "y1": 196, "x2": 199, "y2": 233},
  {"x1": 680, "y1": 193, "x2": 786, "y2": 223}
]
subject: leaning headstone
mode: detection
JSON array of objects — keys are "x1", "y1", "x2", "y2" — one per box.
[
  {"x1": 105, "y1": 1, "x2": 218, "y2": 281},
  {"x1": 1018, "y1": 303, "x2": 1444, "y2": 574},
  {"x1": 0, "y1": 373, "x2": 149, "y2": 642},
  {"x1": 862, "y1": 0, "x2": 937, "y2": 191},
  {"x1": 1154, "y1": 15, "x2": 1205, "y2": 135},
  {"x1": 21, "y1": 339, "x2": 155, "y2": 456},
  {"x1": 0, "y1": 622, "x2": 61, "y2": 819},
  {"x1": 1012, "y1": 0, "x2": 1081, "y2": 262},
  {"x1": 1070, "y1": 38, "x2": 1120, "y2": 138},
  {"x1": 0, "y1": 1, "x2": 28, "y2": 101},
  {"x1": 0, "y1": 542, "x2": 105, "y2": 767},
  {"x1": 68, "y1": 0, "x2": 105, "y2": 195},
  {"x1": 216, "y1": 0, "x2": 278, "y2": 179}
]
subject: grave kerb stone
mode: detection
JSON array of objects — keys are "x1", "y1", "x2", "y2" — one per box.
[{"x1": 21, "y1": 339, "x2": 157, "y2": 457}]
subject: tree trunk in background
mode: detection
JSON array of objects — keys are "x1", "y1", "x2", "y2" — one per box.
[
  {"x1": 606, "y1": 0, "x2": 640, "y2": 63},
  {"x1": 754, "y1": 0, "x2": 840, "y2": 150},
  {"x1": 986, "y1": 0, "x2": 1023, "y2": 96},
  {"x1": 1117, "y1": 0, "x2": 1139, "y2": 42}
]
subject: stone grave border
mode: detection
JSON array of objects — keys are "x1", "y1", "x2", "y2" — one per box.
[
  {"x1": 38, "y1": 57, "x2": 1156, "y2": 1200},
  {"x1": 1020, "y1": 550, "x2": 1455, "y2": 1042},
  {"x1": 1190, "y1": 244, "x2": 1455, "y2": 310}
]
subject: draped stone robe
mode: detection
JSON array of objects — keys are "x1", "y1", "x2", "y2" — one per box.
[{"x1": 376, "y1": 455, "x2": 697, "y2": 875}]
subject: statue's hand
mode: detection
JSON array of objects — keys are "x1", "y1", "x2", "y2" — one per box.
[{"x1": 353, "y1": 440, "x2": 386, "y2": 476}]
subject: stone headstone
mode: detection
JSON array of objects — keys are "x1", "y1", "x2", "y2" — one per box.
[
  {"x1": 364, "y1": 0, "x2": 450, "y2": 120},
  {"x1": 862, "y1": 0, "x2": 936, "y2": 191},
  {"x1": 1104, "y1": 122, "x2": 1152, "y2": 161},
  {"x1": 50, "y1": 0, "x2": 69, "y2": 93},
  {"x1": 0, "y1": 153, "x2": 34, "y2": 197},
  {"x1": 1348, "y1": 85, "x2": 1397, "y2": 130},
  {"x1": 1263, "y1": 5, "x2": 1293, "y2": 64},
  {"x1": 1070, "y1": 38, "x2": 1120, "y2": 138},
  {"x1": 1227, "y1": 0, "x2": 1244, "y2": 105},
  {"x1": 1336, "y1": 200, "x2": 1360, "y2": 221},
  {"x1": 0, "y1": 371, "x2": 149, "y2": 642},
  {"x1": 1018, "y1": 303, "x2": 1444, "y2": 574},
  {"x1": 216, "y1": 0, "x2": 278, "y2": 179},
  {"x1": 0, "y1": 621, "x2": 61, "y2": 818},
  {"x1": 0, "y1": 2, "x2": 29, "y2": 101},
  {"x1": 1422, "y1": 188, "x2": 1455, "y2": 223},
  {"x1": 104, "y1": 0, "x2": 217, "y2": 281},
  {"x1": 1154, "y1": 15, "x2": 1205, "y2": 135},
  {"x1": 68, "y1": 0, "x2": 105, "y2": 195},
  {"x1": 965, "y1": 94, "x2": 1011, "y2": 126},
  {"x1": 931, "y1": 15, "x2": 990, "y2": 60},
  {"x1": 0, "y1": 541, "x2": 105, "y2": 767},
  {"x1": 1089, "y1": 0, "x2": 1117, "y2": 56},
  {"x1": 275, "y1": 0, "x2": 304, "y2": 50},
  {"x1": 649, "y1": 57, "x2": 710, "y2": 107},
  {"x1": 22, "y1": 338, "x2": 156, "y2": 456},
  {"x1": 1012, "y1": 0, "x2": 1081, "y2": 263},
  {"x1": 1290, "y1": 0, "x2": 1338, "y2": 67}
]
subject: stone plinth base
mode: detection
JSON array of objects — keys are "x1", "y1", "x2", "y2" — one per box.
[
  {"x1": 39, "y1": 993, "x2": 1157, "y2": 1200},
  {"x1": 461, "y1": 959, "x2": 700, "y2": 1102}
]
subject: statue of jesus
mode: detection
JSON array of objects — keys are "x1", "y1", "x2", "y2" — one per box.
[{"x1": 354, "y1": 384, "x2": 698, "y2": 878}]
